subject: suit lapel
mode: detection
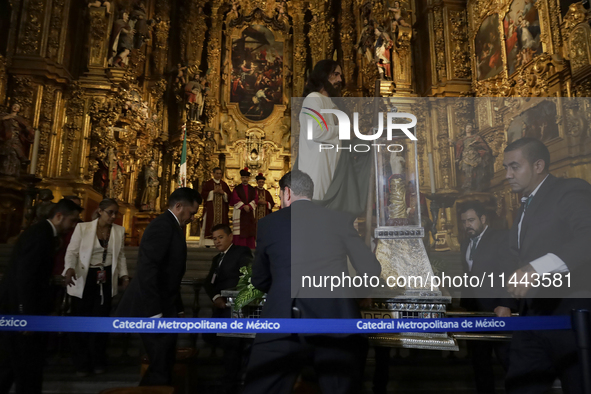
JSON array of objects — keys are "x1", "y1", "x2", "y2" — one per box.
[
  {"x1": 519, "y1": 175, "x2": 556, "y2": 250},
  {"x1": 472, "y1": 228, "x2": 492, "y2": 270},
  {"x1": 460, "y1": 239, "x2": 469, "y2": 272}
]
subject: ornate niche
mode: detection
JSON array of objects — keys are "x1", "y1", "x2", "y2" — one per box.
[
  {"x1": 562, "y1": 3, "x2": 591, "y2": 77},
  {"x1": 355, "y1": 0, "x2": 414, "y2": 93},
  {"x1": 224, "y1": 128, "x2": 283, "y2": 188},
  {"x1": 225, "y1": 19, "x2": 287, "y2": 123}
]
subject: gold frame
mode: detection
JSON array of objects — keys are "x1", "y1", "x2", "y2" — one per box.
[
  {"x1": 502, "y1": 97, "x2": 565, "y2": 145},
  {"x1": 469, "y1": 0, "x2": 555, "y2": 89},
  {"x1": 224, "y1": 24, "x2": 287, "y2": 126}
]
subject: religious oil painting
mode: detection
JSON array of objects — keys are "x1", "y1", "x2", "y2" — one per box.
[
  {"x1": 506, "y1": 101, "x2": 559, "y2": 144},
  {"x1": 504, "y1": 0, "x2": 542, "y2": 75},
  {"x1": 230, "y1": 24, "x2": 284, "y2": 121},
  {"x1": 475, "y1": 14, "x2": 504, "y2": 81}
]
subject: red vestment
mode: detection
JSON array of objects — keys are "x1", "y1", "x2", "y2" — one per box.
[
  {"x1": 200, "y1": 179, "x2": 231, "y2": 238},
  {"x1": 230, "y1": 183, "x2": 256, "y2": 248}
]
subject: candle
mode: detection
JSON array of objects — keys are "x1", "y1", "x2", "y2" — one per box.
[
  {"x1": 428, "y1": 152, "x2": 436, "y2": 194},
  {"x1": 29, "y1": 129, "x2": 40, "y2": 175}
]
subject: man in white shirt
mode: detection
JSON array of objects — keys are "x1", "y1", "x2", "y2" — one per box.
[{"x1": 503, "y1": 137, "x2": 591, "y2": 394}]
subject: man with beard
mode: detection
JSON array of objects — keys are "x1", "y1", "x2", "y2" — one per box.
[
  {"x1": 458, "y1": 201, "x2": 516, "y2": 394},
  {"x1": 297, "y1": 60, "x2": 373, "y2": 217},
  {"x1": 297, "y1": 60, "x2": 343, "y2": 200}
]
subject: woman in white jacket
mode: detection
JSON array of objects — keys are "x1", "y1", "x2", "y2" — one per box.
[{"x1": 63, "y1": 198, "x2": 129, "y2": 376}]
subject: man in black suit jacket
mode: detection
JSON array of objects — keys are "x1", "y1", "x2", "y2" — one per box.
[
  {"x1": 0, "y1": 199, "x2": 83, "y2": 394},
  {"x1": 458, "y1": 201, "x2": 517, "y2": 394},
  {"x1": 243, "y1": 170, "x2": 382, "y2": 394},
  {"x1": 503, "y1": 138, "x2": 591, "y2": 394},
  {"x1": 116, "y1": 187, "x2": 201, "y2": 386},
  {"x1": 204, "y1": 223, "x2": 252, "y2": 394}
]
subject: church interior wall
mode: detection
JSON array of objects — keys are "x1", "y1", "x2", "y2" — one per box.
[{"x1": 0, "y1": 0, "x2": 589, "y2": 248}]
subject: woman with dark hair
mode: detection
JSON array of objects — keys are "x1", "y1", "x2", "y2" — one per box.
[{"x1": 63, "y1": 198, "x2": 129, "y2": 376}]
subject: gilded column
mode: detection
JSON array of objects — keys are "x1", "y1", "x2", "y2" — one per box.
[
  {"x1": 46, "y1": 0, "x2": 68, "y2": 62},
  {"x1": 292, "y1": 2, "x2": 306, "y2": 100},
  {"x1": 204, "y1": 3, "x2": 222, "y2": 126},
  {"x1": 16, "y1": 0, "x2": 46, "y2": 56},
  {"x1": 430, "y1": 4, "x2": 446, "y2": 84},
  {"x1": 36, "y1": 85, "x2": 60, "y2": 177},
  {"x1": 187, "y1": 1, "x2": 208, "y2": 70},
  {"x1": 85, "y1": 7, "x2": 110, "y2": 79},
  {"x1": 340, "y1": 0, "x2": 356, "y2": 88},
  {"x1": 308, "y1": 2, "x2": 331, "y2": 65},
  {"x1": 449, "y1": 9, "x2": 470, "y2": 80},
  {"x1": 152, "y1": 0, "x2": 171, "y2": 76}
]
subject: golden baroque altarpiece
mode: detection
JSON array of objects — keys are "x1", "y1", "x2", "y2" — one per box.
[{"x1": 0, "y1": 0, "x2": 590, "y2": 246}]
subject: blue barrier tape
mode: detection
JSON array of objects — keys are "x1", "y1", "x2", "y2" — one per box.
[{"x1": 0, "y1": 315, "x2": 572, "y2": 334}]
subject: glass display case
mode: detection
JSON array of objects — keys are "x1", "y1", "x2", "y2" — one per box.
[{"x1": 374, "y1": 130, "x2": 425, "y2": 239}]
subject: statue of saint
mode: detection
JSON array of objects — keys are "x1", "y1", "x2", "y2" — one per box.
[
  {"x1": 141, "y1": 160, "x2": 159, "y2": 211},
  {"x1": 0, "y1": 103, "x2": 36, "y2": 177},
  {"x1": 387, "y1": 176, "x2": 408, "y2": 225},
  {"x1": 451, "y1": 124, "x2": 493, "y2": 191},
  {"x1": 245, "y1": 148, "x2": 263, "y2": 173},
  {"x1": 389, "y1": 151, "x2": 405, "y2": 175}
]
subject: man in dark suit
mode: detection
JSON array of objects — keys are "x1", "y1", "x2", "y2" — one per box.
[
  {"x1": 116, "y1": 187, "x2": 201, "y2": 386},
  {"x1": 0, "y1": 199, "x2": 83, "y2": 394},
  {"x1": 503, "y1": 138, "x2": 591, "y2": 394},
  {"x1": 458, "y1": 201, "x2": 517, "y2": 394},
  {"x1": 243, "y1": 170, "x2": 382, "y2": 394},
  {"x1": 204, "y1": 223, "x2": 253, "y2": 394}
]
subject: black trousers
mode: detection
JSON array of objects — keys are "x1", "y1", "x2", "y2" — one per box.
[
  {"x1": 0, "y1": 331, "x2": 48, "y2": 394},
  {"x1": 468, "y1": 339, "x2": 511, "y2": 394},
  {"x1": 242, "y1": 334, "x2": 368, "y2": 394},
  {"x1": 70, "y1": 266, "x2": 112, "y2": 372},
  {"x1": 506, "y1": 329, "x2": 583, "y2": 394},
  {"x1": 140, "y1": 332, "x2": 178, "y2": 386}
]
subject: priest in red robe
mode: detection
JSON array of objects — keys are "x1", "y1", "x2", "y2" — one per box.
[
  {"x1": 254, "y1": 173, "x2": 275, "y2": 226},
  {"x1": 230, "y1": 168, "x2": 256, "y2": 248},
  {"x1": 200, "y1": 167, "x2": 231, "y2": 246}
]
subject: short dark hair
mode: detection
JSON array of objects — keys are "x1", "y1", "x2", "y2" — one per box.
[
  {"x1": 504, "y1": 137, "x2": 551, "y2": 172},
  {"x1": 458, "y1": 201, "x2": 486, "y2": 219},
  {"x1": 64, "y1": 195, "x2": 81, "y2": 203},
  {"x1": 280, "y1": 170, "x2": 314, "y2": 199},
  {"x1": 168, "y1": 187, "x2": 202, "y2": 208},
  {"x1": 211, "y1": 223, "x2": 231, "y2": 235},
  {"x1": 51, "y1": 198, "x2": 84, "y2": 218},
  {"x1": 302, "y1": 59, "x2": 341, "y2": 97},
  {"x1": 212, "y1": 167, "x2": 222, "y2": 173}
]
